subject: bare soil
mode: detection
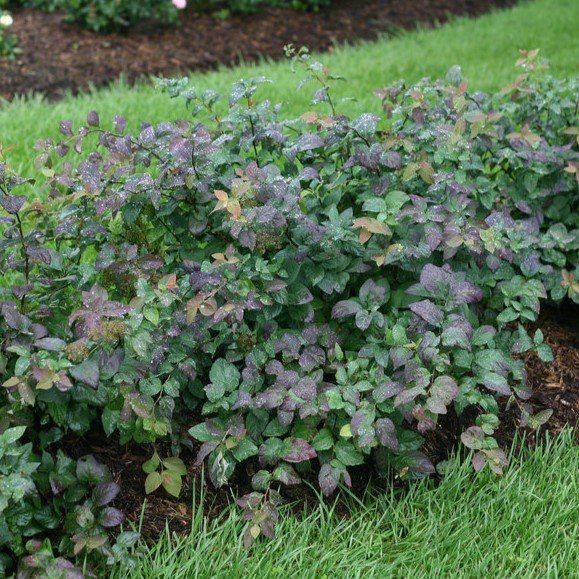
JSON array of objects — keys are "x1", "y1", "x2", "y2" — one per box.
[{"x1": 1, "y1": 0, "x2": 516, "y2": 101}]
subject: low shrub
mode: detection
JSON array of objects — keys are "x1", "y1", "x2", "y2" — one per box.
[{"x1": 0, "y1": 49, "x2": 577, "y2": 570}]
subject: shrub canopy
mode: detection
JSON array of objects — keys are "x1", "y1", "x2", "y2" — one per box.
[{"x1": 0, "y1": 49, "x2": 577, "y2": 571}]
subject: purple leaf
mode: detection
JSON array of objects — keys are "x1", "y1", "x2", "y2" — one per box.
[
  {"x1": 0, "y1": 195, "x2": 26, "y2": 214},
  {"x1": 472, "y1": 452, "x2": 486, "y2": 472},
  {"x1": 409, "y1": 300, "x2": 444, "y2": 326},
  {"x1": 293, "y1": 376, "x2": 317, "y2": 402},
  {"x1": 274, "y1": 463, "x2": 301, "y2": 485},
  {"x1": 419, "y1": 264, "x2": 452, "y2": 294},
  {"x1": 390, "y1": 346, "x2": 413, "y2": 370},
  {"x1": 355, "y1": 310, "x2": 372, "y2": 331},
  {"x1": 461, "y1": 426, "x2": 485, "y2": 450},
  {"x1": 425, "y1": 225, "x2": 442, "y2": 250},
  {"x1": 431, "y1": 376, "x2": 459, "y2": 403},
  {"x1": 70, "y1": 359, "x2": 100, "y2": 389},
  {"x1": 2, "y1": 303, "x2": 30, "y2": 330},
  {"x1": 76, "y1": 455, "x2": 109, "y2": 483},
  {"x1": 331, "y1": 300, "x2": 362, "y2": 320},
  {"x1": 426, "y1": 396, "x2": 447, "y2": 415},
  {"x1": 441, "y1": 325, "x2": 471, "y2": 350},
  {"x1": 406, "y1": 451, "x2": 435, "y2": 475},
  {"x1": 231, "y1": 391, "x2": 253, "y2": 410},
  {"x1": 100, "y1": 348, "x2": 124, "y2": 378},
  {"x1": 359, "y1": 279, "x2": 387, "y2": 304},
  {"x1": 255, "y1": 385, "x2": 286, "y2": 410},
  {"x1": 283, "y1": 438, "x2": 317, "y2": 463},
  {"x1": 296, "y1": 133, "x2": 324, "y2": 152},
  {"x1": 452, "y1": 281, "x2": 483, "y2": 304},
  {"x1": 94, "y1": 482, "x2": 120, "y2": 506},
  {"x1": 114, "y1": 115, "x2": 127, "y2": 133},
  {"x1": 34, "y1": 337, "x2": 66, "y2": 352},
  {"x1": 195, "y1": 440, "x2": 219, "y2": 466},
  {"x1": 480, "y1": 372, "x2": 512, "y2": 396},
  {"x1": 59, "y1": 120, "x2": 73, "y2": 136},
  {"x1": 87, "y1": 111, "x2": 100, "y2": 127},
  {"x1": 298, "y1": 346, "x2": 326, "y2": 372},
  {"x1": 375, "y1": 418, "x2": 398, "y2": 450},
  {"x1": 394, "y1": 385, "x2": 424, "y2": 407},
  {"x1": 413, "y1": 406, "x2": 437, "y2": 433},
  {"x1": 100, "y1": 507, "x2": 124, "y2": 528},
  {"x1": 372, "y1": 380, "x2": 403, "y2": 403},
  {"x1": 318, "y1": 464, "x2": 339, "y2": 496}
]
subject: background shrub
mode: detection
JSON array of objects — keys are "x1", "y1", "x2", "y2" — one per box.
[
  {"x1": 20, "y1": 0, "x2": 180, "y2": 31},
  {"x1": 0, "y1": 49, "x2": 577, "y2": 570},
  {"x1": 6, "y1": 0, "x2": 332, "y2": 31},
  {"x1": 0, "y1": 8, "x2": 17, "y2": 58}
]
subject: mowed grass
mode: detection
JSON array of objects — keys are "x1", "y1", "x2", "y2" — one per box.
[
  {"x1": 1, "y1": 0, "x2": 578, "y2": 178},
  {"x1": 112, "y1": 432, "x2": 578, "y2": 579}
]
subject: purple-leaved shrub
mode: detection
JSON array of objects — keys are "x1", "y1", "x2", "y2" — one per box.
[{"x1": 0, "y1": 48, "x2": 577, "y2": 568}]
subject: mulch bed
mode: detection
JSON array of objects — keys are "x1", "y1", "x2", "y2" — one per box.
[
  {"x1": 63, "y1": 301, "x2": 578, "y2": 541},
  {"x1": 0, "y1": 0, "x2": 518, "y2": 101}
]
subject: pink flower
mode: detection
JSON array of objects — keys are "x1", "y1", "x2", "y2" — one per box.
[{"x1": 172, "y1": 0, "x2": 187, "y2": 8}]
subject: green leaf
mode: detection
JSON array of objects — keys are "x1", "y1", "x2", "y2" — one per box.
[
  {"x1": 528, "y1": 408, "x2": 553, "y2": 429},
  {"x1": 362, "y1": 197, "x2": 386, "y2": 213},
  {"x1": 204, "y1": 381, "x2": 225, "y2": 402},
  {"x1": 312, "y1": 428, "x2": 334, "y2": 451},
  {"x1": 334, "y1": 440, "x2": 364, "y2": 466},
  {"x1": 231, "y1": 438, "x2": 258, "y2": 462},
  {"x1": 162, "y1": 471, "x2": 183, "y2": 498},
  {"x1": 139, "y1": 377, "x2": 162, "y2": 396},
  {"x1": 145, "y1": 471, "x2": 163, "y2": 494},
  {"x1": 536, "y1": 344, "x2": 553, "y2": 362},
  {"x1": 130, "y1": 331, "x2": 153, "y2": 359},
  {"x1": 188, "y1": 423, "x2": 215, "y2": 442},
  {"x1": 14, "y1": 356, "x2": 30, "y2": 377},
  {"x1": 339, "y1": 424, "x2": 352, "y2": 438},
  {"x1": 162, "y1": 457, "x2": 187, "y2": 475},
  {"x1": 1, "y1": 425, "x2": 27, "y2": 444},
  {"x1": 497, "y1": 307, "x2": 518, "y2": 324},
  {"x1": 142, "y1": 453, "x2": 161, "y2": 474},
  {"x1": 163, "y1": 378, "x2": 181, "y2": 398},
  {"x1": 326, "y1": 389, "x2": 344, "y2": 410},
  {"x1": 384, "y1": 190, "x2": 410, "y2": 211},
  {"x1": 101, "y1": 408, "x2": 119, "y2": 437},
  {"x1": 478, "y1": 370, "x2": 511, "y2": 396},
  {"x1": 143, "y1": 306, "x2": 159, "y2": 325},
  {"x1": 472, "y1": 326, "x2": 496, "y2": 347},
  {"x1": 209, "y1": 358, "x2": 241, "y2": 392},
  {"x1": 475, "y1": 349, "x2": 508, "y2": 373}
]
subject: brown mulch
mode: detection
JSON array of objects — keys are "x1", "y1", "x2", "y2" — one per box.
[
  {"x1": 61, "y1": 302, "x2": 578, "y2": 541},
  {"x1": 0, "y1": 0, "x2": 518, "y2": 101}
]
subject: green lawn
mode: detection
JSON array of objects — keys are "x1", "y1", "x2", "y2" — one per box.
[
  {"x1": 112, "y1": 432, "x2": 578, "y2": 579},
  {"x1": 1, "y1": 0, "x2": 578, "y2": 178}
]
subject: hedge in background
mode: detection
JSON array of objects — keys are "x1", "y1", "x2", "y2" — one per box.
[
  {"x1": 0, "y1": 49, "x2": 577, "y2": 573},
  {"x1": 7, "y1": 0, "x2": 331, "y2": 32}
]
